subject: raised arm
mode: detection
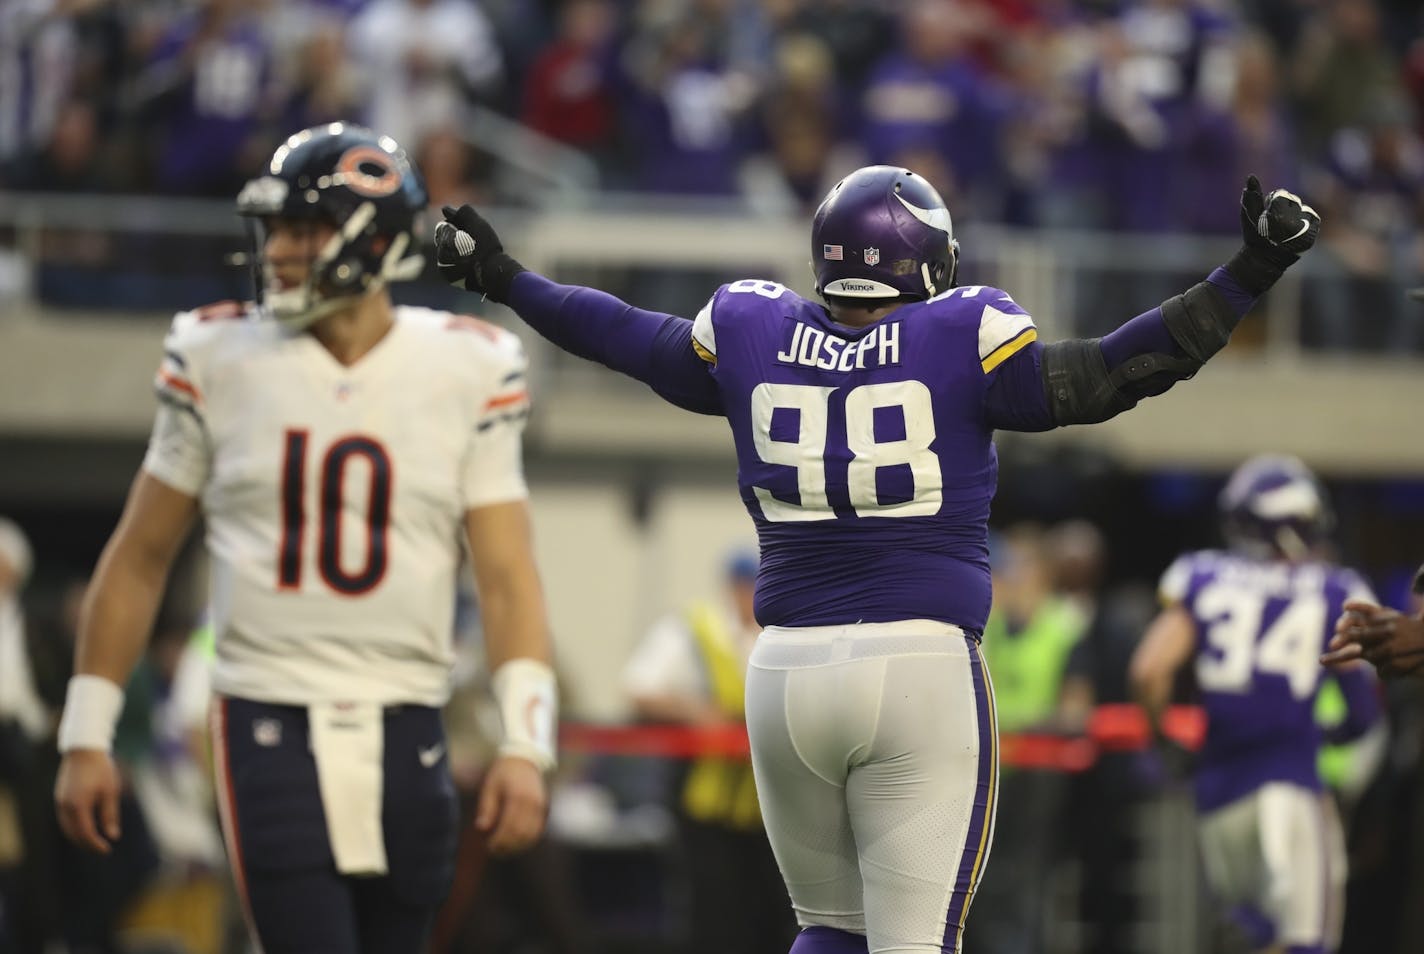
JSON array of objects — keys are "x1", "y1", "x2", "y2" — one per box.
[
  {"x1": 986, "y1": 176, "x2": 1320, "y2": 432},
  {"x1": 55, "y1": 471, "x2": 198, "y2": 853},
  {"x1": 434, "y1": 206, "x2": 722, "y2": 415}
]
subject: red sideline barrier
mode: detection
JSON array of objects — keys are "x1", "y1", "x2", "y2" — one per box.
[{"x1": 559, "y1": 704, "x2": 1206, "y2": 772}]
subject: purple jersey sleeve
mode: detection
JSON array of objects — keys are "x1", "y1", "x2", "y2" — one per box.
[
  {"x1": 984, "y1": 266, "x2": 1256, "y2": 433},
  {"x1": 505, "y1": 272, "x2": 721, "y2": 414}
]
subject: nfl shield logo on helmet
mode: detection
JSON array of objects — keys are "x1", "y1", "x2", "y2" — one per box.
[{"x1": 863, "y1": 247, "x2": 880, "y2": 266}]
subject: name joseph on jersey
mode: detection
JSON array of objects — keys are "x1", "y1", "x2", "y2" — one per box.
[{"x1": 775, "y1": 321, "x2": 902, "y2": 371}]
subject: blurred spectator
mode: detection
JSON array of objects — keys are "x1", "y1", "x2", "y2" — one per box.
[
  {"x1": 982, "y1": 525, "x2": 1089, "y2": 734},
  {"x1": 1060, "y1": 581, "x2": 1159, "y2": 954},
  {"x1": 859, "y1": 0, "x2": 1003, "y2": 208},
  {"x1": 434, "y1": 573, "x2": 588, "y2": 954},
  {"x1": 114, "y1": 620, "x2": 229, "y2": 954},
  {"x1": 0, "y1": 518, "x2": 42, "y2": 954},
  {"x1": 347, "y1": 0, "x2": 506, "y2": 158},
  {"x1": 1292, "y1": 0, "x2": 1403, "y2": 157},
  {"x1": 621, "y1": 549, "x2": 795, "y2": 954},
  {"x1": 784, "y1": 0, "x2": 897, "y2": 101},
  {"x1": 0, "y1": 0, "x2": 78, "y2": 173},
  {"x1": 521, "y1": 0, "x2": 619, "y2": 164},
  {"x1": 968, "y1": 524, "x2": 1087, "y2": 954},
  {"x1": 1081, "y1": 0, "x2": 1238, "y2": 234},
  {"x1": 0, "y1": 519, "x2": 45, "y2": 745},
  {"x1": 740, "y1": 33, "x2": 861, "y2": 214},
  {"x1": 137, "y1": 0, "x2": 277, "y2": 196},
  {"x1": 1178, "y1": 30, "x2": 1301, "y2": 236},
  {"x1": 276, "y1": 17, "x2": 365, "y2": 133},
  {"x1": 616, "y1": 10, "x2": 757, "y2": 195},
  {"x1": 1307, "y1": 91, "x2": 1424, "y2": 351},
  {"x1": 417, "y1": 126, "x2": 494, "y2": 211},
  {"x1": 3, "y1": 98, "x2": 114, "y2": 192}
]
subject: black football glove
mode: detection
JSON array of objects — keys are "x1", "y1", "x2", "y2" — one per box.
[
  {"x1": 433, "y1": 204, "x2": 525, "y2": 304},
  {"x1": 1225, "y1": 175, "x2": 1321, "y2": 296}
]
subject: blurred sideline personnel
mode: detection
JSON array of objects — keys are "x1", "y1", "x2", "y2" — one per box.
[
  {"x1": 622, "y1": 549, "x2": 797, "y2": 954},
  {"x1": 1130, "y1": 455, "x2": 1381, "y2": 954},
  {"x1": 52, "y1": 123, "x2": 558, "y2": 953},
  {"x1": 434, "y1": 167, "x2": 1320, "y2": 954},
  {"x1": 970, "y1": 525, "x2": 1087, "y2": 954},
  {"x1": 1323, "y1": 569, "x2": 1424, "y2": 679}
]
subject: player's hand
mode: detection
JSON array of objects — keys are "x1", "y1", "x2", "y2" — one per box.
[
  {"x1": 433, "y1": 205, "x2": 524, "y2": 304},
  {"x1": 1226, "y1": 175, "x2": 1322, "y2": 296},
  {"x1": 54, "y1": 749, "x2": 122, "y2": 854},
  {"x1": 474, "y1": 754, "x2": 548, "y2": 855},
  {"x1": 1323, "y1": 600, "x2": 1424, "y2": 678},
  {"x1": 1239, "y1": 174, "x2": 1320, "y2": 258}
]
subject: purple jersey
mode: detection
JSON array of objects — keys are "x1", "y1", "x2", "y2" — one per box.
[
  {"x1": 690, "y1": 279, "x2": 1038, "y2": 631},
  {"x1": 1160, "y1": 550, "x2": 1380, "y2": 811}
]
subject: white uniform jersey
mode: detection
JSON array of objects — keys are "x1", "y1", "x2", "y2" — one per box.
[{"x1": 143, "y1": 302, "x2": 530, "y2": 707}]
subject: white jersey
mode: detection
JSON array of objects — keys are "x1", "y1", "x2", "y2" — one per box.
[{"x1": 143, "y1": 302, "x2": 531, "y2": 707}]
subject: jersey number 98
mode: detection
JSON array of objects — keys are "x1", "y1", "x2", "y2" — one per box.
[{"x1": 750, "y1": 381, "x2": 942, "y2": 521}]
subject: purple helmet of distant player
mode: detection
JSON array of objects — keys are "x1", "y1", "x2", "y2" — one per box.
[
  {"x1": 1219, "y1": 454, "x2": 1334, "y2": 561},
  {"x1": 811, "y1": 165, "x2": 959, "y2": 304}
]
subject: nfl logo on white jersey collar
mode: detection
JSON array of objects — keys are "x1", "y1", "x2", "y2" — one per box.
[{"x1": 863, "y1": 248, "x2": 880, "y2": 266}]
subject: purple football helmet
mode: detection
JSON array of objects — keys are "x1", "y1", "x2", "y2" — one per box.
[
  {"x1": 1219, "y1": 454, "x2": 1334, "y2": 561},
  {"x1": 811, "y1": 165, "x2": 959, "y2": 304}
]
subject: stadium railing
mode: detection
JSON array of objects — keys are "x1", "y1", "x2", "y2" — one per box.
[{"x1": 2, "y1": 190, "x2": 1422, "y2": 474}]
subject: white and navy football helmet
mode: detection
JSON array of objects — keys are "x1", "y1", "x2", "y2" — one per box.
[
  {"x1": 810, "y1": 165, "x2": 959, "y2": 305},
  {"x1": 1219, "y1": 454, "x2": 1334, "y2": 561},
  {"x1": 236, "y1": 122, "x2": 428, "y2": 327}
]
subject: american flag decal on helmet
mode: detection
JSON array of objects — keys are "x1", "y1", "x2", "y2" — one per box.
[{"x1": 823, "y1": 245, "x2": 843, "y2": 260}]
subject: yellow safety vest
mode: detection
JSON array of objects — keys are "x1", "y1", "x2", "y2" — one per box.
[
  {"x1": 981, "y1": 598, "x2": 1084, "y2": 734},
  {"x1": 680, "y1": 602, "x2": 763, "y2": 830}
]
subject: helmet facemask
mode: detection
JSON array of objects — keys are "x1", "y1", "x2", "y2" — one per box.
[
  {"x1": 244, "y1": 201, "x2": 425, "y2": 330},
  {"x1": 235, "y1": 123, "x2": 429, "y2": 329}
]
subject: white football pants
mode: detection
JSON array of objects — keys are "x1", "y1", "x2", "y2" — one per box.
[
  {"x1": 1198, "y1": 782, "x2": 1347, "y2": 952},
  {"x1": 745, "y1": 620, "x2": 999, "y2": 954}
]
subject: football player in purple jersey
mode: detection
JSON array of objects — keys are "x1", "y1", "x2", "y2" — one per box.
[
  {"x1": 435, "y1": 167, "x2": 1320, "y2": 954},
  {"x1": 1130, "y1": 455, "x2": 1382, "y2": 954}
]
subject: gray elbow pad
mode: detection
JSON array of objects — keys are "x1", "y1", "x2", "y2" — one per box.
[
  {"x1": 1042, "y1": 339, "x2": 1201, "y2": 426},
  {"x1": 1161, "y1": 280, "x2": 1240, "y2": 363},
  {"x1": 1041, "y1": 339, "x2": 1139, "y2": 426},
  {"x1": 1042, "y1": 281, "x2": 1239, "y2": 426}
]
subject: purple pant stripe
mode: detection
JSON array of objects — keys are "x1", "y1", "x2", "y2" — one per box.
[{"x1": 940, "y1": 641, "x2": 998, "y2": 953}]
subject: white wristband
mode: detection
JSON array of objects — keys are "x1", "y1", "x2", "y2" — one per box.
[
  {"x1": 490, "y1": 658, "x2": 558, "y2": 772},
  {"x1": 57, "y1": 674, "x2": 125, "y2": 754}
]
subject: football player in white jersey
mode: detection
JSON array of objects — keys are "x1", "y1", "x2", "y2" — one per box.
[{"x1": 52, "y1": 123, "x2": 558, "y2": 952}]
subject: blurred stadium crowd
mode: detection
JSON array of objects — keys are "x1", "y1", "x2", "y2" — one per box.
[
  {"x1": 0, "y1": 0, "x2": 1421, "y2": 223},
  {"x1": 2, "y1": 0, "x2": 1423, "y2": 346}
]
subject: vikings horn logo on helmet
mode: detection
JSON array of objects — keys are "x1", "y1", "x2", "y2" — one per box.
[{"x1": 811, "y1": 166, "x2": 958, "y2": 303}]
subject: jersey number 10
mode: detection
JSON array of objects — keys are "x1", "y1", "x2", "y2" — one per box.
[{"x1": 277, "y1": 429, "x2": 392, "y2": 595}]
